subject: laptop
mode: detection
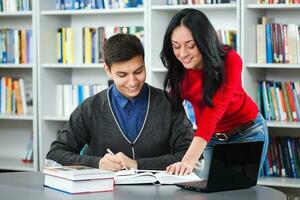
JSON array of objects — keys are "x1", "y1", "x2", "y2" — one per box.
[{"x1": 175, "y1": 141, "x2": 264, "y2": 193}]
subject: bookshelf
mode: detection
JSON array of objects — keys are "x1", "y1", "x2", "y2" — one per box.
[
  {"x1": 37, "y1": 0, "x2": 148, "y2": 169},
  {"x1": 0, "y1": 5, "x2": 38, "y2": 171},
  {"x1": 0, "y1": 0, "x2": 297, "y2": 191},
  {"x1": 241, "y1": 0, "x2": 300, "y2": 188},
  {"x1": 148, "y1": 0, "x2": 240, "y2": 89}
]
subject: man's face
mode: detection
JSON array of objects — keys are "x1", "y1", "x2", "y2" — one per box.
[{"x1": 104, "y1": 56, "x2": 146, "y2": 99}]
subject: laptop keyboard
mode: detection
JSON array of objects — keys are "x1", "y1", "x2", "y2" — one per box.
[{"x1": 177, "y1": 180, "x2": 208, "y2": 191}]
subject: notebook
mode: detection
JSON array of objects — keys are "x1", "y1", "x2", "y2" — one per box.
[
  {"x1": 114, "y1": 170, "x2": 202, "y2": 185},
  {"x1": 175, "y1": 141, "x2": 264, "y2": 192}
]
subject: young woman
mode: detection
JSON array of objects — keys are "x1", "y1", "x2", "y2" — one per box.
[{"x1": 160, "y1": 8, "x2": 269, "y2": 176}]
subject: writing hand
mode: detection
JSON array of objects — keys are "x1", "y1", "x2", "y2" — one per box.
[
  {"x1": 114, "y1": 152, "x2": 137, "y2": 170},
  {"x1": 98, "y1": 153, "x2": 124, "y2": 172}
]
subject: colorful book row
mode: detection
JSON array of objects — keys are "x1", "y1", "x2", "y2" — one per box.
[
  {"x1": 56, "y1": 83, "x2": 108, "y2": 117},
  {"x1": 0, "y1": 77, "x2": 28, "y2": 115},
  {"x1": 262, "y1": 136, "x2": 300, "y2": 178},
  {"x1": 57, "y1": 26, "x2": 144, "y2": 64},
  {"x1": 0, "y1": 29, "x2": 33, "y2": 64},
  {"x1": 256, "y1": 17, "x2": 300, "y2": 64},
  {"x1": 56, "y1": 0, "x2": 143, "y2": 10},
  {"x1": 257, "y1": 80, "x2": 300, "y2": 122},
  {"x1": 258, "y1": 0, "x2": 300, "y2": 4},
  {"x1": 0, "y1": 0, "x2": 31, "y2": 12},
  {"x1": 166, "y1": 0, "x2": 233, "y2": 5}
]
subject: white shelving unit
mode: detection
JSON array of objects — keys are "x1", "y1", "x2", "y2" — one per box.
[
  {"x1": 37, "y1": 0, "x2": 148, "y2": 169},
  {"x1": 0, "y1": 8, "x2": 38, "y2": 171},
  {"x1": 148, "y1": 0, "x2": 240, "y2": 89},
  {"x1": 241, "y1": 0, "x2": 300, "y2": 188}
]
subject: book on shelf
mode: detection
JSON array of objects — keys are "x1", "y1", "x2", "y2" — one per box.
[
  {"x1": 55, "y1": 0, "x2": 143, "y2": 11},
  {"x1": 0, "y1": 0, "x2": 32, "y2": 12},
  {"x1": 43, "y1": 166, "x2": 115, "y2": 194},
  {"x1": 262, "y1": 136, "x2": 300, "y2": 178},
  {"x1": 257, "y1": 80, "x2": 300, "y2": 122},
  {"x1": 114, "y1": 169, "x2": 201, "y2": 185}
]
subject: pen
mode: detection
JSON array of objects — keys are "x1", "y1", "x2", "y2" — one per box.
[{"x1": 106, "y1": 148, "x2": 128, "y2": 170}]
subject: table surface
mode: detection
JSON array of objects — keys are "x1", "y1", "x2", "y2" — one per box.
[{"x1": 0, "y1": 172, "x2": 286, "y2": 200}]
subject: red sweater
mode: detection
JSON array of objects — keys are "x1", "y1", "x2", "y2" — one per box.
[{"x1": 181, "y1": 50, "x2": 258, "y2": 142}]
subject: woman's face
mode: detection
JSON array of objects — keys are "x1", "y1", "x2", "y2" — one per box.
[{"x1": 171, "y1": 25, "x2": 203, "y2": 70}]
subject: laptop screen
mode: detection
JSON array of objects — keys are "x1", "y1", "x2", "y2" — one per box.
[{"x1": 206, "y1": 141, "x2": 264, "y2": 191}]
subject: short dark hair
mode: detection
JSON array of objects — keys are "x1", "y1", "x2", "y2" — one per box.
[
  {"x1": 160, "y1": 8, "x2": 229, "y2": 110},
  {"x1": 104, "y1": 33, "x2": 144, "y2": 69}
]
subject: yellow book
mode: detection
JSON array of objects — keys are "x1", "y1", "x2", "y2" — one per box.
[
  {"x1": 6, "y1": 77, "x2": 12, "y2": 114},
  {"x1": 67, "y1": 28, "x2": 74, "y2": 64},
  {"x1": 84, "y1": 27, "x2": 92, "y2": 64}
]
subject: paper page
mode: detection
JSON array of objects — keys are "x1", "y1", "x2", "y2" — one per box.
[
  {"x1": 154, "y1": 172, "x2": 202, "y2": 185},
  {"x1": 114, "y1": 172, "x2": 156, "y2": 185}
]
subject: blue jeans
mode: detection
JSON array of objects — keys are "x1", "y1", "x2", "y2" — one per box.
[{"x1": 195, "y1": 112, "x2": 269, "y2": 179}]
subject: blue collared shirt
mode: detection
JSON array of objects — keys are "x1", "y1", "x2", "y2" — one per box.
[{"x1": 110, "y1": 84, "x2": 148, "y2": 142}]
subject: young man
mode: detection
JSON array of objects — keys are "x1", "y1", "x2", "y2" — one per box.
[{"x1": 46, "y1": 34, "x2": 193, "y2": 171}]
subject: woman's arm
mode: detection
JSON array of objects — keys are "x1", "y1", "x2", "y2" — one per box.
[{"x1": 166, "y1": 136, "x2": 207, "y2": 175}]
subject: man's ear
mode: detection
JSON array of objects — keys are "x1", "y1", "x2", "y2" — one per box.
[{"x1": 104, "y1": 63, "x2": 112, "y2": 78}]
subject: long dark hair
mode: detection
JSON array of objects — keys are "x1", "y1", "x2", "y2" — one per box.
[{"x1": 160, "y1": 8, "x2": 229, "y2": 110}]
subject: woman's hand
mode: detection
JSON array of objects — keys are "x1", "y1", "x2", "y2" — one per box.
[
  {"x1": 166, "y1": 161, "x2": 195, "y2": 176},
  {"x1": 166, "y1": 137, "x2": 207, "y2": 175}
]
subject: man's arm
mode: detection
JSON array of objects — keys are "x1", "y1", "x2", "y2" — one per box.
[
  {"x1": 46, "y1": 103, "x2": 101, "y2": 168},
  {"x1": 136, "y1": 108, "x2": 194, "y2": 170}
]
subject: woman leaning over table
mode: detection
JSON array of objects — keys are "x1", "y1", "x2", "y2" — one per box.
[{"x1": 160, "y1": 8, "x2": 269, "y2": 177}]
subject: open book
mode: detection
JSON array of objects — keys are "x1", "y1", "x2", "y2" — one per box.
[{"x1": 114, "y1": 170, "x2": 202, "y2": 185}]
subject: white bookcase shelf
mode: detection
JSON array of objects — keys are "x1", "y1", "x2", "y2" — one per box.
[
  {"x1": 247, "y1": 4, "x2": 300, "y2": 9},
  {"x1": 0, "y1": 11, "x2": 32, "y2": 17},
  {"x1": 246, "y1": 63, "x2": 300, "y2": 69},
  {"x1": 0, "y1": 114, "x2": 33, "y2": 120},
  {"x1": 241, "y1": 0, "x2": 300, "y2": 189},
  {"x1": 0, "y1": 64, "x2": 34, "y2": 68},
  {"x1": 0, "y1": 157, "x2": 34, "y2": 171},
  {"x1": 0, "y1": 4, "x2": 37, "y2": 172}
]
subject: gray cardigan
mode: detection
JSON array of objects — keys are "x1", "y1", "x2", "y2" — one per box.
[{"x1": 46, "y1": 85, "x2": 194, "y2": 170}]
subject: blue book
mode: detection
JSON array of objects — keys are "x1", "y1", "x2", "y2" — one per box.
[
  {"x1": 96, "y1": 0, "x2": 104, "y2": 9},
  {"x1": 265, "y1": 23, "x2": 273, "y2": 63},
  {"x1": 78, "y1": 85, "x2": 83, "y2": 104}
]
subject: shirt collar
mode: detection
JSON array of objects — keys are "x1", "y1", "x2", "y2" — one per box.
[{"x1": 111, "y1": 84, "x2": 148, "y2": 109}]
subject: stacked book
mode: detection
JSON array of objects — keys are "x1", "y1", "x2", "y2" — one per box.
[{"x1": 43, "y1": 166, "x2": 114, "y2": 194}]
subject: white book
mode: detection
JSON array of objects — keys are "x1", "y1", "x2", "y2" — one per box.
[
  {"x1": 114, "y1": 170, "x2": 202, "y2": 185},
  {"x1": 43, "y1": 166, "x2": 114, "y2": 194},
  {"x1": 1, "y1": 77, "x2": 6, "y2": 114},
  {"x1": 43, "y1": 166, "x2": 114, "y2": 180},
  {"x1": 14, "y1": 30, "x2": 19, "y2": 64},
  {"x1": 63, "y1": 84, "x2": 72, "y2": 117},
  {"x1": 56, "y1": 85, "x2": 64, "y2": 116}
]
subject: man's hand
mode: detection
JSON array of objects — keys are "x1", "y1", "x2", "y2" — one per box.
[
  {"x1": 99, "y1": 153, "x2": 124, "y2": 171},
  {"x1": 114, "y1": 152, "x2": 137, "y2": 169},
  {"x1": 99, "y1": 152, "x2": 137, "y2": 171}
]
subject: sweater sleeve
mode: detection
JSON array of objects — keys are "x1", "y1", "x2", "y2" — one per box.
[
  {"x1": 195, "y1": 51, "x2": 243, "y2": 142},
  {"x1": 46, "y1": 102, "x2": 101, "y2": 168},
  {"x1": 136, "y1": 108, "x2": 194, "y2": 170}
]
